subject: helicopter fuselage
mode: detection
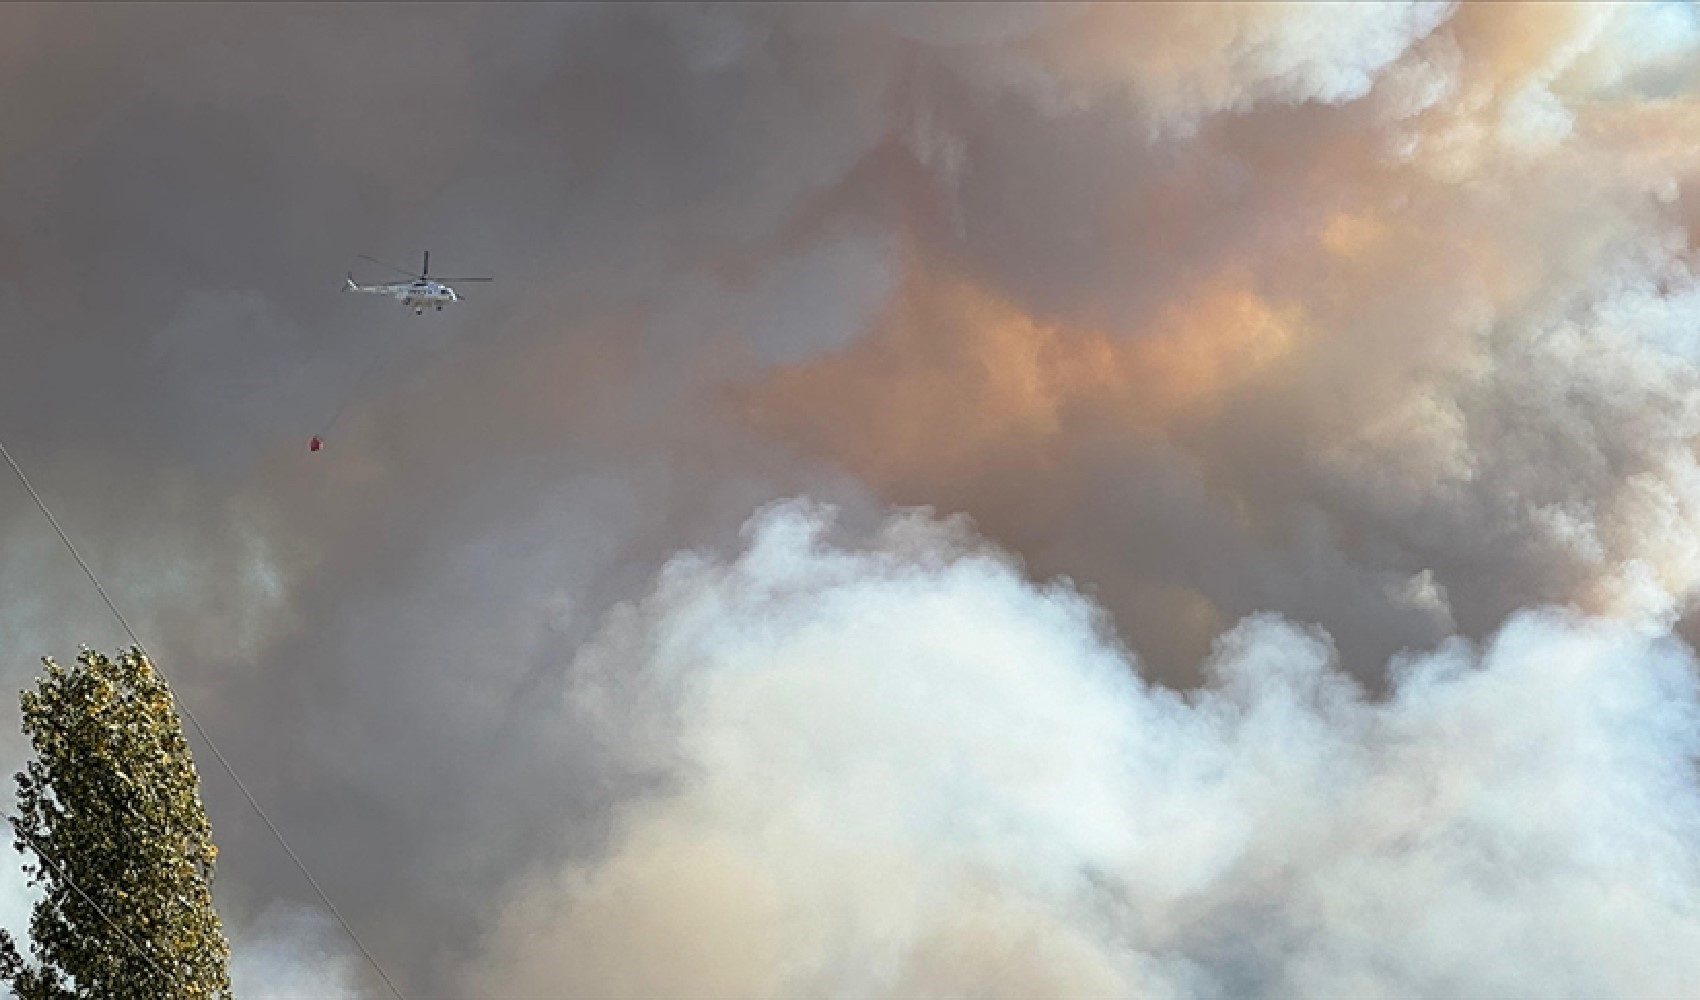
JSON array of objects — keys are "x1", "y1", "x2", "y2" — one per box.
[
  {"x1": 398, "y1": 281, "x2": 459, "y2": 311},
  {"x1": 346, "y1": 277, "x2": 461, "y2": 314}
]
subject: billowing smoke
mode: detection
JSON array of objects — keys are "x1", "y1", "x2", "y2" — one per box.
[
  {"x1": 0, "y1": 3, "x2": 1698, "y2": 996},
  {"x1": 466, "y1": 501, "x2": 1700, "y2": 998}
]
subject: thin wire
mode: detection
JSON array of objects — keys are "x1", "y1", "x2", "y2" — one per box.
[
  {"x1": 3, "y1": 810, "x2": 174, "y2": 986},
  {"x1": 316, "y1": 336, "x2": 389, "y2": 442},
  {"x1": 0, "y1": 436, "x2": 407, "y2": 1000}
]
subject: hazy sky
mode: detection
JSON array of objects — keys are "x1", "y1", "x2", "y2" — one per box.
[{"x1": 2, "y1": 3, "x2": 1700, "y2": 996}]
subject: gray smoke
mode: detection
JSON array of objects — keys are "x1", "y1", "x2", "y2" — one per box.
[{"x1": 0, "y1": 3, "x2": 1697, "y2": 996}]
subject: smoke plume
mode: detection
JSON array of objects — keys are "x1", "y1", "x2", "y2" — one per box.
[
  {"x1": 469, "y1": 501, "x2": 1700, "y2": 998},
  {"x1": 0, "y1": 3, "x2": 1698, "y2": 996}
]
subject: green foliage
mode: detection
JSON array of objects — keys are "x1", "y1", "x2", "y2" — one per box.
[{"x1": 0, "y1": 647, "x2": 233, "y2": 999}]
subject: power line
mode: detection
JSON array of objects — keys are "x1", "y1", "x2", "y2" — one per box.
[
  {"x1": 0, "y1": 435, "x2": 407, "y2": 1000},
  {"x1": 3, "y1": 810, "x2": 175, "y2": 987}
]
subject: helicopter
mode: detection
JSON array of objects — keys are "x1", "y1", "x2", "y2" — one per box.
[{"x1": 343, "y1": 251, "x2": 491, "y2": 315}]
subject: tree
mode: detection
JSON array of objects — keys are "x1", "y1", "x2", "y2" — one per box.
[{"x1": 0, "y1": 646, "x2": 233, "y2": 999}]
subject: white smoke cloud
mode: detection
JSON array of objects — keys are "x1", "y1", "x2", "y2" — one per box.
[
  {"x1": 904, "y1": 1, "x2": 1455, "y2": 132},
  {"x1": 468, "y1": 500, "x2": 1700, "y2": 998},
  {"x1": 230, "y1": 903, "x2": 362, "y2": 1000}
]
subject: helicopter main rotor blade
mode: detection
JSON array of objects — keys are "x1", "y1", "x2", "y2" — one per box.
[
  {"x1": 439, "y1": 277, "x2": 493, "y2": 282},
  {"x1": 358, "y1": 254, "x2": 423, "y2": 280}
]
